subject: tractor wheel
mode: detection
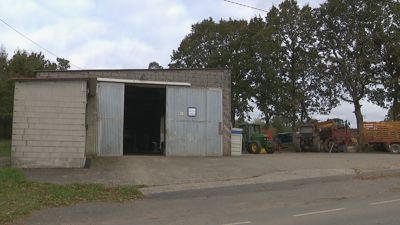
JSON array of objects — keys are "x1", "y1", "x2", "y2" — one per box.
[
  {"x1": 267, "y1": 142, "x2": 276, "y2": 154},
  {"x1": 324, "y1": 137, "x2": 336, "y2": 152},
  {"x1": 294, "y1": 137, "x2": 302, "y2": 152},
  {"x1": 246, "y1": 146, "x2": 254, "y2": 154},
  {"x1": 312, "y1": 136, "x2": 321, "y2": 152},
  {"x1": 250, "y1": 140, "x2": 262, "y2": 154},
  {"x1": 389, "y1": 143, "x2": 400, "y2": 154}
]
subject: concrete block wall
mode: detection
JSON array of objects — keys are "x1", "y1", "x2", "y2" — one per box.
[
  {"x1": 12, "y1": 80, "x2": 87, "y2": 168},
  {"x1": 36, "y1": 69, "x2": 232, "y2": 156}
]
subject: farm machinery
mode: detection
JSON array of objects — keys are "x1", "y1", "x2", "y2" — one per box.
[
  {"x1": 239, "y1": 123, "x2": 276, "y2": 154},
  {"x1": 294, "y1": 118, "x2": 351, "y2": 152},
  {"x1": 363, "y1": 121, "x2": 400, "y2": 154}
]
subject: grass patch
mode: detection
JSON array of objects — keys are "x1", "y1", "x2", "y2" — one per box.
[
  {"x1": 0, "y1": 139, "x2": 11, "y2": 157},
  {"x1": 0, "y1": 167, "x2": 146, "y2": 224}
]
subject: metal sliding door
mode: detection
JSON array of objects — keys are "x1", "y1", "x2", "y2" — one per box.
[
  {"x1": 205, "y1": 88, "x2": 223, "y2": 156},
  {"x1": 165, "y1": 86, "x2": 222, "y2": 156},
  {"x1": 97, "y1": 82, "x2": 125, "y2": 156}
]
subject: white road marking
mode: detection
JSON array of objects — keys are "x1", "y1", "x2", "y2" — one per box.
[
  {"x1": 222, "y1": 222, "x2": 251, "y2": 225},
  {"x1": 370, "y1": 199, "x2": 400, "y2": 206},
  {"x1": 293, "y1": 208, "x2": 346, "y2": 217}
]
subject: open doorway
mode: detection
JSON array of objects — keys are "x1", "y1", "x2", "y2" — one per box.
[{"x1": 123, "y1": 85, "x2": 165, "y2": 155}]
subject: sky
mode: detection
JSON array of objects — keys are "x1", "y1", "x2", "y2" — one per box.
[{"x1": 0, "y1": 0, "x2": 388, "y2": 127}]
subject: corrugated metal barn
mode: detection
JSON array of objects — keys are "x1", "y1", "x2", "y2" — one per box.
[{"x1": 11, "y1": 69, "x2": 232, "y2": 168}]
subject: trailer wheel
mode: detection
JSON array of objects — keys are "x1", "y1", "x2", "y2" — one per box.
[
  {"x1": 389, "y1": 144, "x2": 400, "y2": 154},
  {"x1": 313, "y1": 136, "x2": 320, "y2": 152},
  {"x1": 324, "y1": 137, "x2": 336, "y2": 152},
  {"x1": 251, "y1": 140, "x2": 262, "y2": 154},
  {"x1": 294, "y1": 137, "x2": 302, "y2": 152}
]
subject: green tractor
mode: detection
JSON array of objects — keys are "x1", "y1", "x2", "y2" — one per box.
[{"x1": 239, "y1": 123, "x2": 276, "y2": 154}]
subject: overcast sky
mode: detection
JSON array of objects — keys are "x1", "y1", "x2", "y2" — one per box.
[{"x1": 0, "y1": 0, "x2": 387, "y2": 127}]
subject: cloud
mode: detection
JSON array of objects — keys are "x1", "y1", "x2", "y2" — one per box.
[{"x1": 1, "y1": 0, "x2": 387, "y2": 122}]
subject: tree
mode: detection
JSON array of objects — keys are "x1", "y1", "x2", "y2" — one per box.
[
  {"x1": 245, "y1": 16, "x2": 283, "y2": 130},
  {"x1": 370, "y1": 1, "x2": 400, "y2": 121},
  {"x1": 265, "y1": 0, "x2": 336, "y2": 131},
  {"x1": 0, "y1": 45, "x2": 12, "y2": 139},
  {"x1": 7, "y1": 49, "x2": 57, "y2": 77},
  {"x1": 317, "y1": 0, "x2": 385, "y2": 136},
  {"x1": 148, "y1": 61, "x2": 163, "y2": 69},
  {"x1": 57, "y1": 57, "x2": 70, "y2": 70},
  {"x1": 169, "y1": 18, "x2": 253, "y2": 126},
  {"x1": 0, "y1": 44, "x2": 7, "y2": 80}
]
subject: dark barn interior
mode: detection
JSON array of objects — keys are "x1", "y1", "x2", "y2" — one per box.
[{"x1": 123, "y1": 85, "x2": 165, "y2": 155}]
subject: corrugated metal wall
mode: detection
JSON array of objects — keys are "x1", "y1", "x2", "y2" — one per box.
[
  {"x1": 166, "y1": 86, "x2": 222, "y2": 156},
  {"x1": 97, "y1": 82, "x2": 125, "y2": 156}
]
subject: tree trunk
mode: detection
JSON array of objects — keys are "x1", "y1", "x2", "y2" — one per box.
[
  {"x1": 354, "y1": 100, "x2": 367, "y2": 151},
  {"x1": 354, "y1": 101, "x2": 364, "y2": 134},
  {"x1": 263, "y1": 111, "x2": 270, "y2": 131}
]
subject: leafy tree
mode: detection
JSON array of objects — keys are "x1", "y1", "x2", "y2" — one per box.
[
  {"x1": 0, "y1": 44, "x2": 7, "y2": 80},
  {"x1": 169, "y1": 18, "x2": 253, "y2": 126},
  {"x1": 7, "y1": 49, "x2": 57, "y2": 77},
  {"x1": 148, "y1": 61, "x2": 163, "y2": 69},
  {"x1": 246, "y1": 16, "x2": 284, "y2": 130},
  {"x1": 266, "y1": 0, "x2": 336, "y2": 131},
  {"x1": 316, "y1": 0, "x2": 385, "y2": 136},
  {"x1": 370, "y1": 1, "x2": 400, "y2": 121},
  {"x1": 0, "y1": 45, "x2": 12, "y2": 139},
  {"x1": 57, "y1": 57, "x2": 70, "y2": 70}
]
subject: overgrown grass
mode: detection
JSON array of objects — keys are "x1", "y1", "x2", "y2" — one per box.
[
  {"x1": 0, "y1": 167, "x2": 146, "y2": 224},
  {"x1": 0, "y1": 139, "x2": 11, "y2": 157}
]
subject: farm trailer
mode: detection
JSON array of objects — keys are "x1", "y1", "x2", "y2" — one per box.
[{"x1": 363, "y1": 121, "x2": 400, "y2": 154}]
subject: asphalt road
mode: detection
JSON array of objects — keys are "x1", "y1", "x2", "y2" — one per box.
[{"x1": 16, "y1": 170, "x2": 400, "y2": 225}]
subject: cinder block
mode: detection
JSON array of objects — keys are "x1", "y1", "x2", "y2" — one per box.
[
  {"x1": 59, "y1": 124, "x2": 70, "y2": 130},
  {"x1": 12, "y1": 140, "x2": 27, "y2": 146},
  {"x1": 12, "y1": 134, "x2": 23, "y2": 141},
  {"x1": 50, "y1": 107, "x2": 63, "y2": 113},
  {"x1": 25, "y1": 95, "x2": 41, "y2": 101},
  {"x1": 11, "y1": 152, "x2": 24, "y2": 157},
  {"x1": 25, "y1": 100, "x2": 38, "y2": 106},
  {"x1": 69, "y1": 124, "x2": 85, "y2": 131},
  {"x1": 13, "y1": 112, "x2": 24, "y2": 117},
  {"x1": 14, "y1": 99, "x2": 26, "y2": 106},
  {"x1": 26, "y1": 106, "x2": 40, "y2": 112},
  {"x1": 13, "y1": 106, "x2": 25, "y2": 112},
  {"x1": 13, "y1": 123, "x2": 28, "y2": 129},
  {"x1": 70, "y1": 102, "x2": 86, "y2": 108},
  {"x1": 63, "y1": 96, "x2": 74, "y2": 102},
  {"x1": 59, "y1": 102, "x2": 72, "y2": 107},
  {"x1": 24, "y1": 112, "x2": 36, "y2": 117},
  {"x1": 13, "y1": 117, "x2": 27, "y2": 123},
  {"x1": 77, "y1": 147, "x2": 85, "y2": 153},
  {"x1": 13, "y1": 129, "x2": 25, "y2": 135},
  {"x1": 28, "y1": 118, "x2": 40, "y2": 124},
  {"x1": 57, "y1": 136, "x2": 85, "y2": 142},
  {"x1": 14, "y1": 94, "x2": 26, "y2": 100},
  {"x1": 74, "y1": 96, "x2": 86, "y2": 103},
  {"x1": 63, "y1": 108, "x2": 85, "y2": 114}
]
